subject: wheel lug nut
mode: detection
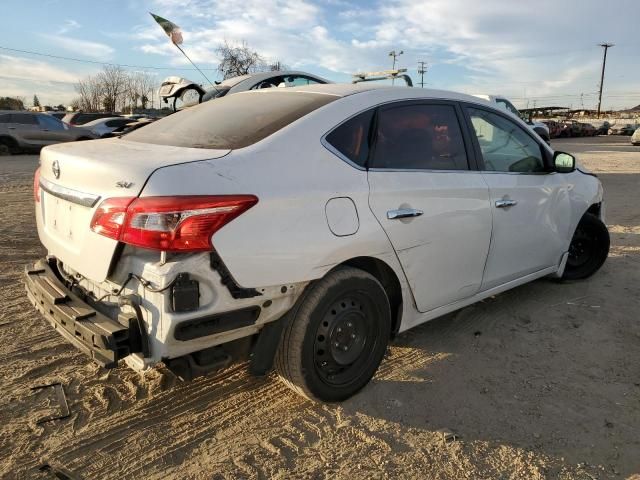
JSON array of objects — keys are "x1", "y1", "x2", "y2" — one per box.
[
  {"x1": 334, "y1": 342, "x2": 339, "y2": 347},
  {"x1": 347, "y1": 322, "x2": 352, "y2": 328},
  {"x1": 343, "y1": 346, "x2": 348, "y2": 351},
  {"x1": 351, "y1": 333, "x2": 356, "y2": 339},
  {"x1": 337, "y1": 327, "x2": 342, "y2": 333}
]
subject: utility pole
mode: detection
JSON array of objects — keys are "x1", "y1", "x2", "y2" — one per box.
[
  {"x1": 417, "y1": 61, "x2": 428, "y2": 88},
  {"x1": 388, "y1": 50, "x2": 403, "y2": 85},
  {"x1": 596, "y1": 43, "x2": 614, "y2": 118}
]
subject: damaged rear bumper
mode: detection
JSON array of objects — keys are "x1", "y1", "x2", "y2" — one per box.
[{"x1": 23, "y1": 258, "x2": 135, "y2": 368}]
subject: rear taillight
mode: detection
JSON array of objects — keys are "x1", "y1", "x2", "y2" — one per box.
[
  {"x1": 33, "y1": 167, "x2": 41, "y2": 202},
  {"x1": 90, "y1": 195, "x2": 258, "y2": 252}
]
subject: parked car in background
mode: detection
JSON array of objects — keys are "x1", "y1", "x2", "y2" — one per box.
[
  {"x1": 558, "y1": 120, "x2": 583, "y2": 137},
  {"x1": 472, "y1": 94, "x2": 550, "y2": 143},
  {"x1": 25, "y1": 85, "x2": 608, "y2": 402},
  {"x1": 160, "y1": 71, "x2": 331, "y2": 111},
  {"x1": 609, "y1": 124, "x2": 637, "y2": 136},
  {"x1": 594, "y1": 121, "x2": 611, "y2": 136},
  {"x1": 0, "y1": 111, "x2": 96, "y2": 154},
  {"x1": 83, "y1": 117, "x2": 138, "y2": 138},
  {"x1": 62, "y1": 112, "x2": 119, "y2": 126},
  {"x1": 47, "y1": 112, "x2": 67, "y2": 120},
  {"x1": 632, "y1": 128, "x2": 640, "y2": 145},
  {"x1": 580, "y1": 123, "x2": 597, "y2": 137},
  {"x1": 102, "y1": 118, "x2": 157, "y2": 138},
  {"x1": 542, "y1": 120, "x2": 562, "y2": 138}
]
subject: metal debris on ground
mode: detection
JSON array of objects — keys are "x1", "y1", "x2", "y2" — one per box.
[
  {"x1": 38, "y1": 462, "x2": 82, "y2": 480},
  {"x1": 436, "y1": 428, "x2": 459, "y2": 444},
  {"x1": 30, "y1": 383, "x2": 70, "y2": 424}
]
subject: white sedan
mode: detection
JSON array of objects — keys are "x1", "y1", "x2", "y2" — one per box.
[
  {"x1": 82, "y1": 116, "x2": 137, "y2": 138},
  {"x1": 25, "y1": 84, "x2": 609, "y2": 402}
]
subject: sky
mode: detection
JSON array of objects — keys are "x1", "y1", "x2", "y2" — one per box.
[{"x1": 0, "y1": 0, "x2": 638, "y2": 109}]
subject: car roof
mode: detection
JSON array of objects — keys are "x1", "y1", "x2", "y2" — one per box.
[
  {"x1": 82, "y1": 116, "x2": 128, "y2": 125},
  {"x1": 233, "y1": 83, "x2": 495, "y2": 106}
]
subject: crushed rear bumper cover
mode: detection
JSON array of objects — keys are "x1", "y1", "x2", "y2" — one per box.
[{"x1": 24, "y1": 259, "x2": 131, "y2": 368}]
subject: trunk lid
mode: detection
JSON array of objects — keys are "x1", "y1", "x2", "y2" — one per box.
[{"x1": 37, "y1": 139, "x2": 230, "y2": 282}]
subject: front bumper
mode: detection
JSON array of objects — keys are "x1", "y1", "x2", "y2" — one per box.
[{"x1": 24, "y1": 259, "x2": 133, "y2": 368}]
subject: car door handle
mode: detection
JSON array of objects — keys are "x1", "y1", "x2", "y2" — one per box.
[
  {"x1": 7, "y1": 127, "x2": 15, "y2": 130},
  {"x1": 495, "y1": 199, "x2": 518, "y2": 208},
  {"x1": 387, "y1": 208, "x2": 424, "y2": 219}
]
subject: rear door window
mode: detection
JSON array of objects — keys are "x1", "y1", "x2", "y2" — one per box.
[
  {"x1": 370, "y1": 103, "x2": 469, "y2": 170},
  {"x1": 125, "y1": 91, "x2": 337, "y2": 149},
  {"x1": 324, "y1": 110, "x2": 374, "y2": 167},
  {"x1": 10, "y1": 114, "x2": 38, "y2": 125}
]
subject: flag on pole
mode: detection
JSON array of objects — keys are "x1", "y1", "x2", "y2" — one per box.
[{"x1": 150, "y1": 13, "x2": 183, "y2": 45}]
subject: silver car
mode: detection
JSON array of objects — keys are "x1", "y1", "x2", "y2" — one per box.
[
  {"x1": 632, "y1": 127, "x2": 640, "y2": 145},
  {"x1": 0, "y1": 111, "x2": 96, "y2": 155},
  {"x1": 160, "y1": 71, "x2": 331, "y2": 111}
]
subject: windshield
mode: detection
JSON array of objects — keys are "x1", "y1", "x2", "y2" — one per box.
[{"x1": 125, "y1": 91, "x2": 337, "y2": 149}]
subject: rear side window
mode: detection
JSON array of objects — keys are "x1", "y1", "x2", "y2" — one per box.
[
  {"x1": 126, "y1": 92, "x2": 337, "y2": 149},
  {"x1": 325, "y1": 110, "x2": 374, "y2": 167},
  {"x1": 370, "y1": 104, "x2": 469, "y2": 170},
  {"x1": 10, "y1": 114, "x2": 38, "y2": 125},
  {"x1": 0, "y1": 114, "x2": 9, "y2": 123}
]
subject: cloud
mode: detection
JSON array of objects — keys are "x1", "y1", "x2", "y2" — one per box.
[
  {"x1": 0, "y1": 54, "x2": 91, "y2": 105},
  {"x1": 57, "y1": 19, "x2": 81, "y2": 35},
  {"x1": 137, "y1": 0, "x2": 640, "y2": 108},
  {"x1": 40, "y1": 34, "x2": 115, "y2": 60}
]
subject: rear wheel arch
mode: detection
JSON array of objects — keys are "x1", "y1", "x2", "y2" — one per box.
[
  {"x1": 0, "y1": 135, "x2": 17, "y2": 147},
  {"x1": 337, "y1": 256, "x2": 403, "y2": 336}
]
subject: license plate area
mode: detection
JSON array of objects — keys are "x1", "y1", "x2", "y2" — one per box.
[{"x1": 42, "y1": 192, "x2": 91, "y2": 252}]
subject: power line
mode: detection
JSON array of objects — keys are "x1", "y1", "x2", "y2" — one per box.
[{"x1": 0, "y1": 45, "x2": 218, "y2": 71}]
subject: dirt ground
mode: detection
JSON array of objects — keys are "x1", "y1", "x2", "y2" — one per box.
[{"x1": 1, "y1": 136, "x2": 639, "y2": 480}]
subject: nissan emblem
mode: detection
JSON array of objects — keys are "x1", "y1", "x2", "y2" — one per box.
[{"x1": 52, "y1": 160, "x2": 60, "y2": 179}]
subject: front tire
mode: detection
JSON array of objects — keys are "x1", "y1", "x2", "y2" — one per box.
[
  {"x1": 562, "y1": 213, "x2": 609, "y2": 280},
  {"x1": 275, "y1": 267, "x2": 391, "y2": 402}
]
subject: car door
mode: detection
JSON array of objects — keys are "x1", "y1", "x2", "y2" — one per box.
[
  {"x1": 366, "y1": 101, "x2": 492, "y2": 313},
  {"x1": 463, "y1": 105, "x2": 572, "y2": 290},
  {"x1": 8, "y1": 113, "x2": 41, "y2": 148},
  {"x1": 37, "y1": 114, "x2": 72, "y2": 144}
]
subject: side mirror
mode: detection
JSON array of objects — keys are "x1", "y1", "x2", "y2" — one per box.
[{"x1": 553, "y1": 151, "x2": 576, "y2": 173}]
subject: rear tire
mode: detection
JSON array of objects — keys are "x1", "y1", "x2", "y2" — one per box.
[
  {"x1": 275, "y1": 267, "x2": 391, "y2": 402},
  {"x1": 562, "y1": 213, "x2": 609, "y2": 280},
  {"x1": 0, "y1": 140, "x2": 12, "y2": 156}
]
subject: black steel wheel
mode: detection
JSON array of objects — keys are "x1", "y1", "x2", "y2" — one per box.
[
  {"x1": 562, "y1": 213, "x2": 609, "y2": 280},
  {"x1": 275, "y1": 267, "x2": 391, "y2": 402}
]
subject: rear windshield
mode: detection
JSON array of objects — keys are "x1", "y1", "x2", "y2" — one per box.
[{"x1": 125, "y1": 91, "x2": 337, "y2": 149}]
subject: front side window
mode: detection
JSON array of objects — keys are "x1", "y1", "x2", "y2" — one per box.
[
  {"x1": 38, "y1": 115, "x2": 65, "y2": 130},
  {"x1": 325, "y1": 109, "x2": 374, "y2": 167},
  {"x1": 287, "y1": 76, "x2": 323, "y2": 87},
  {"x1": 370, "y1": 104, "x2": 469, "y2": 170},
  {"x1": 467, "y1": 107, "x2": 545, "y2": 173}
]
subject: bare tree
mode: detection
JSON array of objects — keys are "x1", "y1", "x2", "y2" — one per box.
[
  {"x1": 98, "y1": 65, "x2": 128, "y2": 112},
  {"x1": 215, "y1": 40, "x2": 266, "y2": 79},
  {"x1": 130, "y1": 72, "x2": 156, "y2": 110},
  {"x1": 75, "y1": 75, "x2": 102, "y2": 112}
]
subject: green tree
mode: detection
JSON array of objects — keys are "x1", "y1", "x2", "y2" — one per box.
[
  {"x1": 33, "y1": 95, "x2": 41, "y2": 107},
  {"x1": 0, "y1": 97, "x2": 25, "y2": 110}
]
